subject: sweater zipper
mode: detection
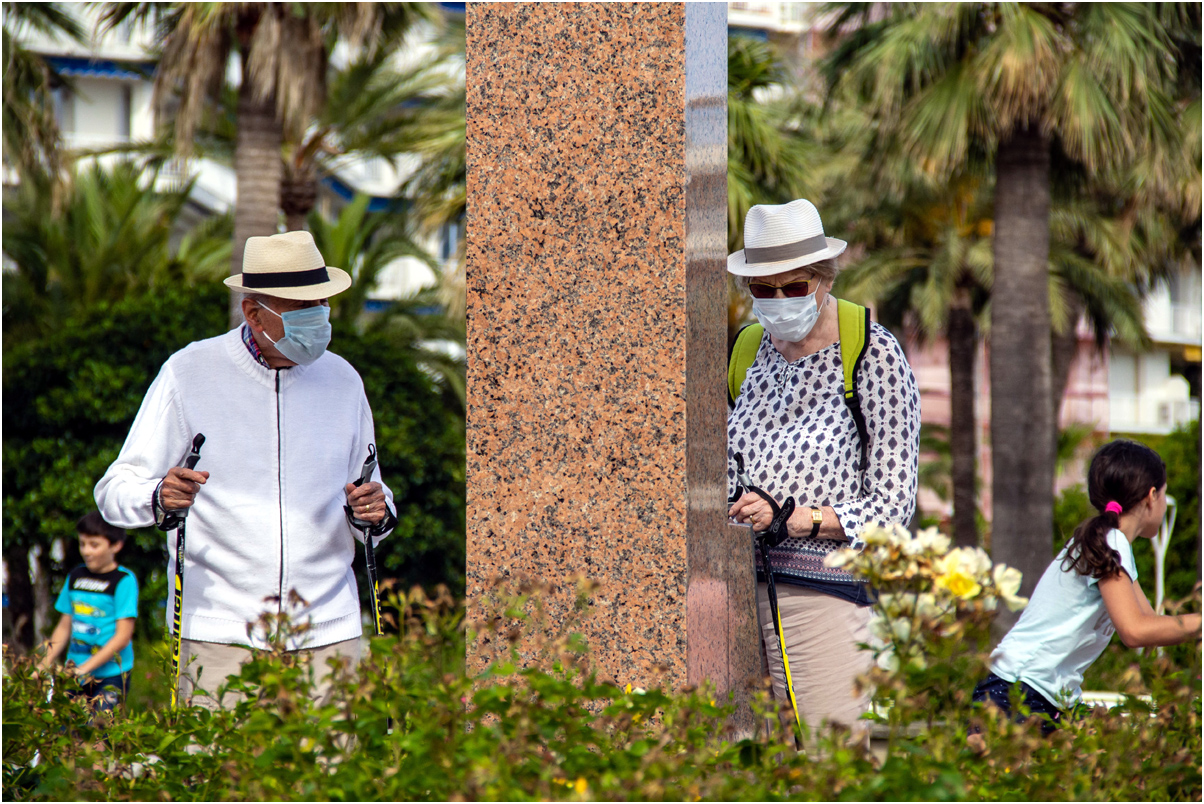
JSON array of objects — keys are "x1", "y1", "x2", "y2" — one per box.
[{"x1": 275, "y1": 369, "x2": 284, "y2": 616}]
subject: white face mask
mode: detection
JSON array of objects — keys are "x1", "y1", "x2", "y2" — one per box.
[{"x1": 752, "y1": 293, "x2": 820, "y2": 343}]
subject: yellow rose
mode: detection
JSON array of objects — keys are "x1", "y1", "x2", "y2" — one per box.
[{"x1": 935, "y1": 568, "x2": 981, "y2": 599}]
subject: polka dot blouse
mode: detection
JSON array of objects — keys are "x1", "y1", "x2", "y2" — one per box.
[{"x1": 727, "y1": 321, "x2": 921, "y2": 594}]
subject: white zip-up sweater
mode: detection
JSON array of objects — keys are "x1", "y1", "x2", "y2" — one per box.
[{"x1": 95, "y1": 328, "x2": 394, "y2": 649}]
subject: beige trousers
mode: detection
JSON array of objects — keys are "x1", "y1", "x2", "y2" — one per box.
[
  {"x1": 756, "y1": 583, "x2": 873, "y2": 745},
  {"x1": 177, "y1": 637, "x2": 362, "y2": 711}
]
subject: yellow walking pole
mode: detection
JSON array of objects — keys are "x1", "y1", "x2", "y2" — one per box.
[{"x1": 166, "y1": 433, "x2": 205, "y2": 709}]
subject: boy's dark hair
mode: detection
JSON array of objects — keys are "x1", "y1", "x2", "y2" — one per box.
[
  {"x1": 1061, "y1": 440, "x2": 1166, "y2": 580},
  {"x1": 76, "y1": 511, "x2": 126, "y2": 544}
]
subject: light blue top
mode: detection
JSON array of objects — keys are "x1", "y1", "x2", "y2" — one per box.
[{"x1": 989, "y1": 529, "x2": 1137, "y2": 707}]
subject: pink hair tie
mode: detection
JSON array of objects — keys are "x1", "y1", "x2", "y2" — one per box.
[{"x1": 1104, "y1": 501, "x2": 1123, "y2": 515}]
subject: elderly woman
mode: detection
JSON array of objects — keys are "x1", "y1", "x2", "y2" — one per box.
[{"x1": 726, "y1": 199, "x2": 920, "y2": 744}]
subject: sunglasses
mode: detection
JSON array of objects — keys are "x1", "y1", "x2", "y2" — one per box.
[{"x1": 748, "y1": 280, "x2": 814, "y2": 299}]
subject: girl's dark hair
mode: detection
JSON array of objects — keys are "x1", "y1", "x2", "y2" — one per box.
[{"x1": 1061, "y1": 440, "x2": 1166, "y2": 579}]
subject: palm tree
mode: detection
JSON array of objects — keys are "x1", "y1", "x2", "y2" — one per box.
[
  {"x1": 837, "y1": 175, "x2": 994, "y2": 548},
  {"x1": 98, "y1": 2, "x2": 434, "y2": 327},
  {"x1": 279, "y1": 11, "x2": 458, "y2": 234},
  {"x1": 726, "y1": 35, "x2": 838, "y2": 342},
  {"x1": 280, "y1": 47, "x2": 455, "y2": 233},
  {"x1": 824, "y1": 3, "x2": 1188, "y2": 601},
  {"x1": 308, "y1": 196, "x2": 465, "y2": 410},
  {"x1": 2, "y1": 160, "x2": 231, "y2": 341},
  {"x1": 727, "y1": 35, "x2": 821, "y2": 251},
  {"x1": 2, "y1": 2, "x2": 86, "y2": 201},
  {"x1": 307, "y1": 193, "x2": 431, "y2": 324},
  {"x1": 399, "y1": 16, "x2": 465, "y2": 322}
]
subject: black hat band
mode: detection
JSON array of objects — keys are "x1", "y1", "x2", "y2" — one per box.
[{"x1": 241, "y1": 267, "x2": 331, "y2": 288}]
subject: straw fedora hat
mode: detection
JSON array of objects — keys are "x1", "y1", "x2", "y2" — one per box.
[
  {"x1": 727, "y1": 199, "x2": 847, "y2": 277},
  {"x1": 224, "y1": 231, "x2": 352, "y2": 301}
]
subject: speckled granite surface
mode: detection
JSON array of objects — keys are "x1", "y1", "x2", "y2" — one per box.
[{"x1": 465, "y1": 3, "x2": 742, "y2": 713}]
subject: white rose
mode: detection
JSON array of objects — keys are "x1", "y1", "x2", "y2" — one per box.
[
  {"x1": 970, "y1": 547, "x2": 993, "y2": 576},
  {"x1": 914, "y1": 592, "x2": 942, "y2": 619},
  {"x1": 890, "y1": 619, "x2": 912, "y2": 643},
  {"x1": 916, "y1": 527, "x2": 951, "y2": 555},
  {"x1": 877, "y1": 650, "x2": 900, "y2": 673},
  {"x1": 862, "y1": 525, "x2": 893, "y2": 546},
  {"x1": 824, "y1": 549, "x2": 856, "y2": 568},
  {"x1": 993, "y1": 564, "x2": 1029, "y2": 611}
]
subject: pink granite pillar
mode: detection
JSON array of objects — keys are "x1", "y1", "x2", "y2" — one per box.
[{"x1": 466, "y1": 3, "x2": 755, "y2": 728}]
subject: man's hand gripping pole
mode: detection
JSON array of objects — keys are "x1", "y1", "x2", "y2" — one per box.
[{"x1": 344, "y1": 445, "x2": 384, "y2": 637}]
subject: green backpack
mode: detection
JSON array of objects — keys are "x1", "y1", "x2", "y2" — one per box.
[{"x1": 727, "y1": 298, "x2": 872, "y2": 471}]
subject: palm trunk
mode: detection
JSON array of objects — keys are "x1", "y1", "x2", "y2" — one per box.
[
  {"x1": 230, "y1": 72, "x2": 283, "y2": 329},
  {"x1": 6, "y1": 546, "x2": 35, "y2": 651},
  {"x1": 280, "y1": 171, "x2": 318, "y2": 233},
  {"x1": 990, "y1": 124, "x2": 1054, "y2": 631},
  {"x1": 948, "y1": 285, "x2": 978, "y2": 548}
]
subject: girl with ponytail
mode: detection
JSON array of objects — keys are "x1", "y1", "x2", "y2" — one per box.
[{"x1": 970, "y1": 439, "x2": 1201, "y2": 739}]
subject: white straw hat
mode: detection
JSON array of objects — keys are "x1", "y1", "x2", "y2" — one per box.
[
  {"x1": 727, "y1": 199, "x2": 847, "y2": 277},
  {"x1": 224, "y1": 231, "x2": 352, "y2": 300}
]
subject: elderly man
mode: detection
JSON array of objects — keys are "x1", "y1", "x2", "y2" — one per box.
[{"x1": 95, "y1": 230, "x2": 396, "y2": 709}]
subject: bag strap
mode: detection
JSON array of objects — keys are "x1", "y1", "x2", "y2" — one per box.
[
  {"x1": 727, "y1": 322, "x2": 764, "y2": 406},
  {"x1": 727, "y1": 301, "x2": 873, "y2": 476},
  {"x1": 837, "y1": 299, "x2": 872, "y2": 474}
]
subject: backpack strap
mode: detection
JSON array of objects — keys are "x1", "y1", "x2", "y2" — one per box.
[
  {"x1": 837, "y1": 299, "x2": 872, "y2": 475},
  {"x1": 728, "y1": 323, "x2": 764, "y2": 406},
  {"x1": 728, "y1": 303, "x2": 872, "y2": 479}
]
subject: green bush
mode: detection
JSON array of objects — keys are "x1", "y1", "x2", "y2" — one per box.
[{"x1": 3, "y1": 583, "x2": 1199, "y2": 801}]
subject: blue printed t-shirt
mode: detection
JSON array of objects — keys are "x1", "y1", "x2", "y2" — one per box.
[{"x1": 54, "y1": 564, "x2": 138, "y2": 677}]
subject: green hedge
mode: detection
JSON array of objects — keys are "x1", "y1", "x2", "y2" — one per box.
[{"x1": 3, "y1": 585, "x2": 1199, "y2": 801}]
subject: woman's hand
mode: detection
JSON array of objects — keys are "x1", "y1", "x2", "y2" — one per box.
[{"x1": 728, "y1": 492, "x2": 777, "y2": 532}]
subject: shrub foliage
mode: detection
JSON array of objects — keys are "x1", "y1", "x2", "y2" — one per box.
[{"x1": 3, "y1": 577, "x2": 1199, "y2": 802}]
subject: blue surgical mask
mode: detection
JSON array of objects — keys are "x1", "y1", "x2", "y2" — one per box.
[{"x1": 257, "y1": 302, "x2": 332, "y2": 366}]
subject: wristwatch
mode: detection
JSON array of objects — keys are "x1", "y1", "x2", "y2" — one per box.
[{"x1": 808, "y1": 507, "x2": 823, "y2": 539}]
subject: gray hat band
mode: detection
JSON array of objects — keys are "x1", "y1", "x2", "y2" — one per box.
[{"x1": 744, "y1": 233, "x2": 829, "y2": 264}]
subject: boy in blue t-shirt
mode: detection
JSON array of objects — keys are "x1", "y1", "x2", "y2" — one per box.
[{"x1": 38, "y1": 512, "x2": 139, "y2": 711}]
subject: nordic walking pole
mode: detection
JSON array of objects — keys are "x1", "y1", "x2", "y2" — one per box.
[
  {"x1": 167, "y1": 433, "x2": 205, "y2": 710},
  {"x1": 347, "y1": 445, "x2": 384, "y2": 636},
  {"x1": 756, "y1": 517, "x2": 802, "y2": 744},
  {"x1": 345, "y1": 444, "x2": 391, "y2": 733},
  {"x1": 730, "y1": 452, "x2": 804, "y2": 745}
]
